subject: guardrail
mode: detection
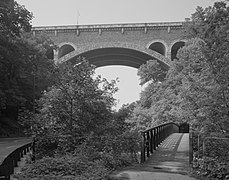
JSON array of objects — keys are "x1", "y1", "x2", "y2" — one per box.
[
  {"x1": 0, "y1": 142, "x2": 33, "y2": 180},
  {"x1": 140, "y1": 122, "x2": 180, "y2": 163}
]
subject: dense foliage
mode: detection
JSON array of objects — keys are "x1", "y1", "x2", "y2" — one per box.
[
  {"x1": 16, "y1": 59, "x2": 140, "y2": 179},
  {"x1": 184, "y1": 1, "x2": 229, "y2": 135},
  {"x1": 0, "y1": 0, "x2": 56, "y2": 136}
]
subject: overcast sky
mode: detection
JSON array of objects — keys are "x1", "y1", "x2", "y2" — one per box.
[{"x1": 17, "y1": 0, "x2": 216, "y2": 109}]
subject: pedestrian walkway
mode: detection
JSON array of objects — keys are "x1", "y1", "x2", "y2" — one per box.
[
  {"x1": 0, "y1": 137, "x2": 32, "y2": 164},
  {"x1": 110, "y1": 133, "x2": 196, "y2": 180}
]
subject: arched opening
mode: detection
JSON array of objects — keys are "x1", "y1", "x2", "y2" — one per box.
[
  {"x1": 95, "y1": 66, "x2": 142, "y2": 109},
  {"x1": 58, "y1": 44, "x2": 75, "y2": 58},
  {"x1": 46, "y1": 48, "x2": 54, "y2": 59},
  {"x1": 148, "y1": 42, "x2": 166, "y2": 56},
  {"x1": 76, "y1": 47, "x2": 169, "y2": 71},
  {"x1": 171, "y1": 41, "x2": 185, "y2": 60},
  {"x1": 64, "y1": 47, "x2": 169, "y2": 84}
]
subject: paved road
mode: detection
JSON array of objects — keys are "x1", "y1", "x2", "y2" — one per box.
[
  {"x1": 0, "y1": 137, "x2": 32, "y2": 164},
  {"x1": 111, "y1": 133, "x2": 196, "y2": 180}
]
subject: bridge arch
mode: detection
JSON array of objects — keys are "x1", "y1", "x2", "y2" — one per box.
[
  {"x1": 58, "y1": 42, "x2": 77, "y2": 59},
  {"x1": 146, "y1": 40, "x2": 168, "y2": 57},
  {"x1": 57, "y1": 42, "x2": 172, "y2": 70},
  {"x1": 170, "y1": 40, "x2": 186, "y2": 60}
]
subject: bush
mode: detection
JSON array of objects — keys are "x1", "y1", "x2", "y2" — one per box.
[
  {"x1": 15, "y1": 154, "x2": 110, "y2": 180},
  {"x1": 34, "y1": 133, "x2": 58, "y2": 159},
  {"x1": 193, "y1": 157, "x2": 229, "y2": 180},
  {"x1": 101, "y1": 153, "x2": 134, "y2": 170},
  {"x1": 192, "y1": 134, "x2": 229, "y2": 179}
]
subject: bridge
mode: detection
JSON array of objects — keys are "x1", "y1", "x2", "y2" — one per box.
[
  {"x1": 111, "y1": 123, "x2": 194, "y2": 180},
  {"x1": 32, "y1": 22, "x2": 186, "y2": 69}
]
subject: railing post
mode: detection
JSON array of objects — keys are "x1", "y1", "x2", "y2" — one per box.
[
  {"x1": 150, "y1": 130, "x2": 153, "y2": 153},
  {"x1": 157, "y1": 127, "x2": 160, "y2": 146},
  {"x1": 160, "y1": 126, "x2": 163, "y2": 143},
  {"x1": 157, "y1": 127, "x2": 160, "y2": 144},
  {"x1": 189, "y1": 131, "x2": 193, "y2": 164},
  {"x1": 141, "y1": 132, "x2": 146, "y2": 163},
  {"x1": 156, "y1": 127, "x2": 159, "y2": 148},
  {"x1": 162, "y1": 126, "x2": 165, "y2": 140},
  {"x1": 153, "y1": 129, "x2": 156, "y2": 150},
  {"x1": 146, "y1": 132, "x2": 150, "y2": 157},
  {"x1": 32, "y1": 136, "x2": 36, "y2": 162},
  {"x1": 6, "y1": 157, "x2": 14, "y2": 176}
]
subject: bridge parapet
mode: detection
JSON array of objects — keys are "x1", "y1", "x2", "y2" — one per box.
[{"x1": 32, "y1": 22, "x2": 184, "y2": 33}]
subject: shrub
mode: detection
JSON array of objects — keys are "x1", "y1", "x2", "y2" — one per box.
[
  {"x1": 15, "y1": 154, "x2": 110, "y2": 180},
  {"x1": 192, "y1": 135, "x2": 229, "y2": 179}
]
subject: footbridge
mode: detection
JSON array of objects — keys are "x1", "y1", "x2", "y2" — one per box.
[
  {"x1": 111, "y1": 122, "x2": 194, "y2": 180},
  {"x1": 32, "y1": 22, "x2": 186, "y2": 69}
]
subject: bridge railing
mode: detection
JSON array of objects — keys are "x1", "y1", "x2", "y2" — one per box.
[
  {"x1": 140, "y1": 122, "x2": 179, "y2": 163},
  {"x1": 0, "y1": 142, "x2": 33, "y2": 180}
]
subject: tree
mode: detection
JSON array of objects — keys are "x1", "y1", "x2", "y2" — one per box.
[
  {"x1": 0, "y1": 0, "x2": 32, "y2": 37},
  {"x1": 0, "y1": 0, "x2": 56, "y2": 122},
  {"x1": 184, "y1": 1, "x2": 229, "y2": 134},
  {"x1": 0, "y1": 1, "x2": 56, "y2": 138},
  {"x1": 138, "y1": 60, "x2": 167, "y2": 85},
  {"x1": 31, "y1": 58, "x2": 118, "y2": 152},
  {"x1": 130, "y1": 1, "x2": 229, "y2": 135}
]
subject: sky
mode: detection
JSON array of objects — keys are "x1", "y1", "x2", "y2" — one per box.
[{"x1": 17, "y1": 0, "x2": 216, "y2": 109}]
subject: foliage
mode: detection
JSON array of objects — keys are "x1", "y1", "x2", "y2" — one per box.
[
  {"x1": 19, "y1": 84, "x2": 141, "y2": 178},
  {"x1": 184, "y1": 1, "x2": 229, "y2": 134},
  {"x1": 138, "y1": 60, "x2": 167, "y2": 85},
  {"x1": 108, "y1": 103, "x2": 141, "y2": 159},
  {"x1": 0, "y1": 0, "x2": 56, "y2": 127},
  {"x1": 204, "y1": 138, "x2": 229, "y2": 161},
  {"x1": 27, "y1": 59, "x2": 117, "y2": 152},
  {"x1": 0, "y1": 0, "x2": 33, "y2": 37},
  {"x1": 181, "y1": 3, "x2": 229, "y2": 179},
  {"x1": 193, "y1": 157, "x2": 229, "y2": 180},
  {"x1": 15, "y1": 153, "x2": 110, "y2": 180}
]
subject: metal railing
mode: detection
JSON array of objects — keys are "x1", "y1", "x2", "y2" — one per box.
[
  {"x1": 189, "y1": 131, "x2": 193, "y2": 164},
  {"x1": 0, "y1": 142, "x2": 33, "y2": 180},
  {"x1": 140, "y1": 122, "x2": 179, "y2": 163}
]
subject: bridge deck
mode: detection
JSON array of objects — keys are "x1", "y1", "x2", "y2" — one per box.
[
  {"x1": 113, "y1": 133, "x2": 196, "y2": 180},
  {"x1": 0, "y1": 137, "x2": 32, "y2": 164}
]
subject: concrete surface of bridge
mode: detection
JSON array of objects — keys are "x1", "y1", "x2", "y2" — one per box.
[{"x1": 0, "y1": 137, "x2": 32, "y2": 164}]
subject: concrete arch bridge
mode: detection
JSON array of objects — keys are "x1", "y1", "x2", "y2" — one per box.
[{"x1": 32, "y1": 22, "x2": 186, "y2": 70}]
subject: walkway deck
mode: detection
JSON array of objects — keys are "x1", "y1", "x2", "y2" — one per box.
[
  {"x1": 111, "y1": 133, "x2": 196, "y2": 180},
  {"x1": 0, "y1": 137, "x2": 32, "y2": 165}
]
